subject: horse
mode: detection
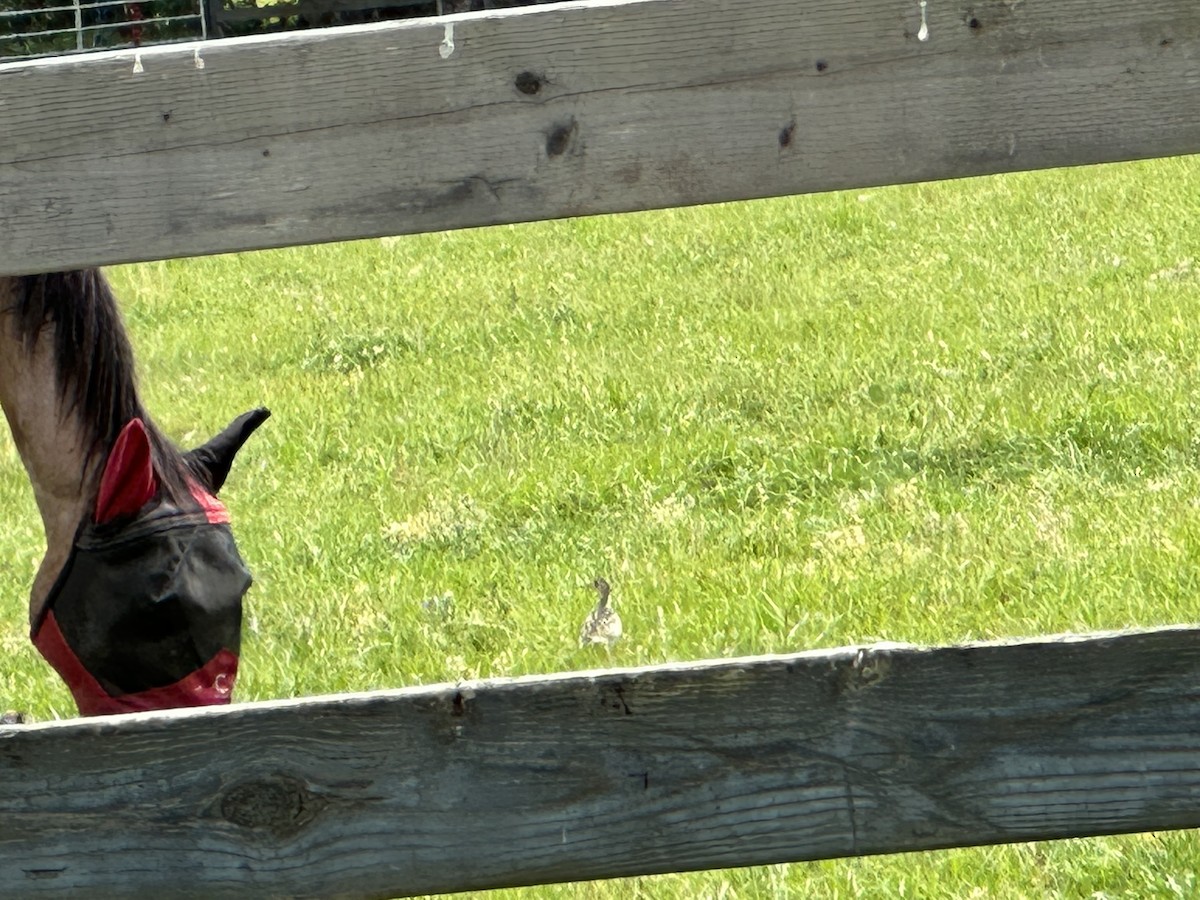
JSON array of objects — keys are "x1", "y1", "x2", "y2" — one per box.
[{"x1": 0, "y1": 270, "x2": 267, "y2": 716}]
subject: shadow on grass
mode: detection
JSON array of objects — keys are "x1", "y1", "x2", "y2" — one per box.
[{"x1": 690, "y1": 412, "x2": 1188, "y2": 510}]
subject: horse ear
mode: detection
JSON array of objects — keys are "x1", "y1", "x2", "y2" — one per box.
[
  {"x1": 95, "y1": 418, "x2": 157, "y2": 523},
  {"x1": 185, "y1": 407, "x2": 271, "y2": 495}
]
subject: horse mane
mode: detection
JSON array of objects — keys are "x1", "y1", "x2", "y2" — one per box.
[{"x1": 14, "y1": 270, "x2": 191, "y2": 502}]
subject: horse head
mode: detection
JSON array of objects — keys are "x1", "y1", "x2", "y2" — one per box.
[
  {"x1": 32, "y1": 408, "x2": 270, "y2": 716},
  {"x1": 1, "y1": 271, "x2": 270, "y2": 717}
]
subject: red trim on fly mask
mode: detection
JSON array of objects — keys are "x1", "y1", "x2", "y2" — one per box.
[
  {"x1": 191, "y1": 483, "x2": 231, "y2": 524},
  {"x1": 34, "y1": 610, "x2": 237, "y2": 715}
]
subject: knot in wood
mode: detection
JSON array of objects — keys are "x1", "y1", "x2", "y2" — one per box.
[
  {"x1": 779, "y1": 121, "x2": 796, "y2": 149},
  {"x1": 220, "y1": 775, "x2": 314, "y2": 832},
  {"x1": 546, "y1": 118, "x2": 577, "y2": 158},
  {"x1": 514, "y1": 70, "x2": 543, "y2": 95}
]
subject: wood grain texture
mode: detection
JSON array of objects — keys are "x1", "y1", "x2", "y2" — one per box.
[
  {"x1": 2, "y1": 627, "x2": 1200, "y2": 897},
  {"x1": 0, "y1": 0, "x2": 1197, "y2": 274}
]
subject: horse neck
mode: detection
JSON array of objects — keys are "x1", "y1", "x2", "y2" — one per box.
[{"x1": 0, "y1": 276, "x2": 101, "y2": 625}]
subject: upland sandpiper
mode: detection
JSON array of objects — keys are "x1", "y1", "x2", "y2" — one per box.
[{"x1": 579, "y1": 577, "x2": 622, "y2": 650}]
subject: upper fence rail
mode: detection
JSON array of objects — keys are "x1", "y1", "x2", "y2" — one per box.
[{"x1": 0, "y1": 0, "x2": 1197, "y2": 274}]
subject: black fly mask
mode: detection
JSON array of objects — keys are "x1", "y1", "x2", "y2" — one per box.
[{"x1": 31, "y1": 408, "x2": 269, "y2": 716}]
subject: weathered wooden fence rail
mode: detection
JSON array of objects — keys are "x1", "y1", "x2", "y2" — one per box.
[
  {"x1": 0, "y1": 0, "x2": 1197, "y2": 275},
  {"x1": 3, "y1": 628, "x2": 1200, "y2": 897},
  {"x1": 1, "y1": 0, "x2": 1199, "y2": 895}
]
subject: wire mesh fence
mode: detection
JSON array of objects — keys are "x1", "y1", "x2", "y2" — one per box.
[
  {"x1": 0, "y1": 0, "x2": 556, "y2": 61},
  {"x1": 1, "y1": 0, "x2": 203, "y2": 59}
]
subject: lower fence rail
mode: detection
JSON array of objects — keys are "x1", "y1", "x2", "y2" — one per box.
[{"x1": 1, "y1": 626, "x2": 1198, "y2": 897}]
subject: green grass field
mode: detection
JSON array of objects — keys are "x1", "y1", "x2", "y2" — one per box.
[{"x1": 2, "y1": 155, "x2": 1200, "y2": 896}]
